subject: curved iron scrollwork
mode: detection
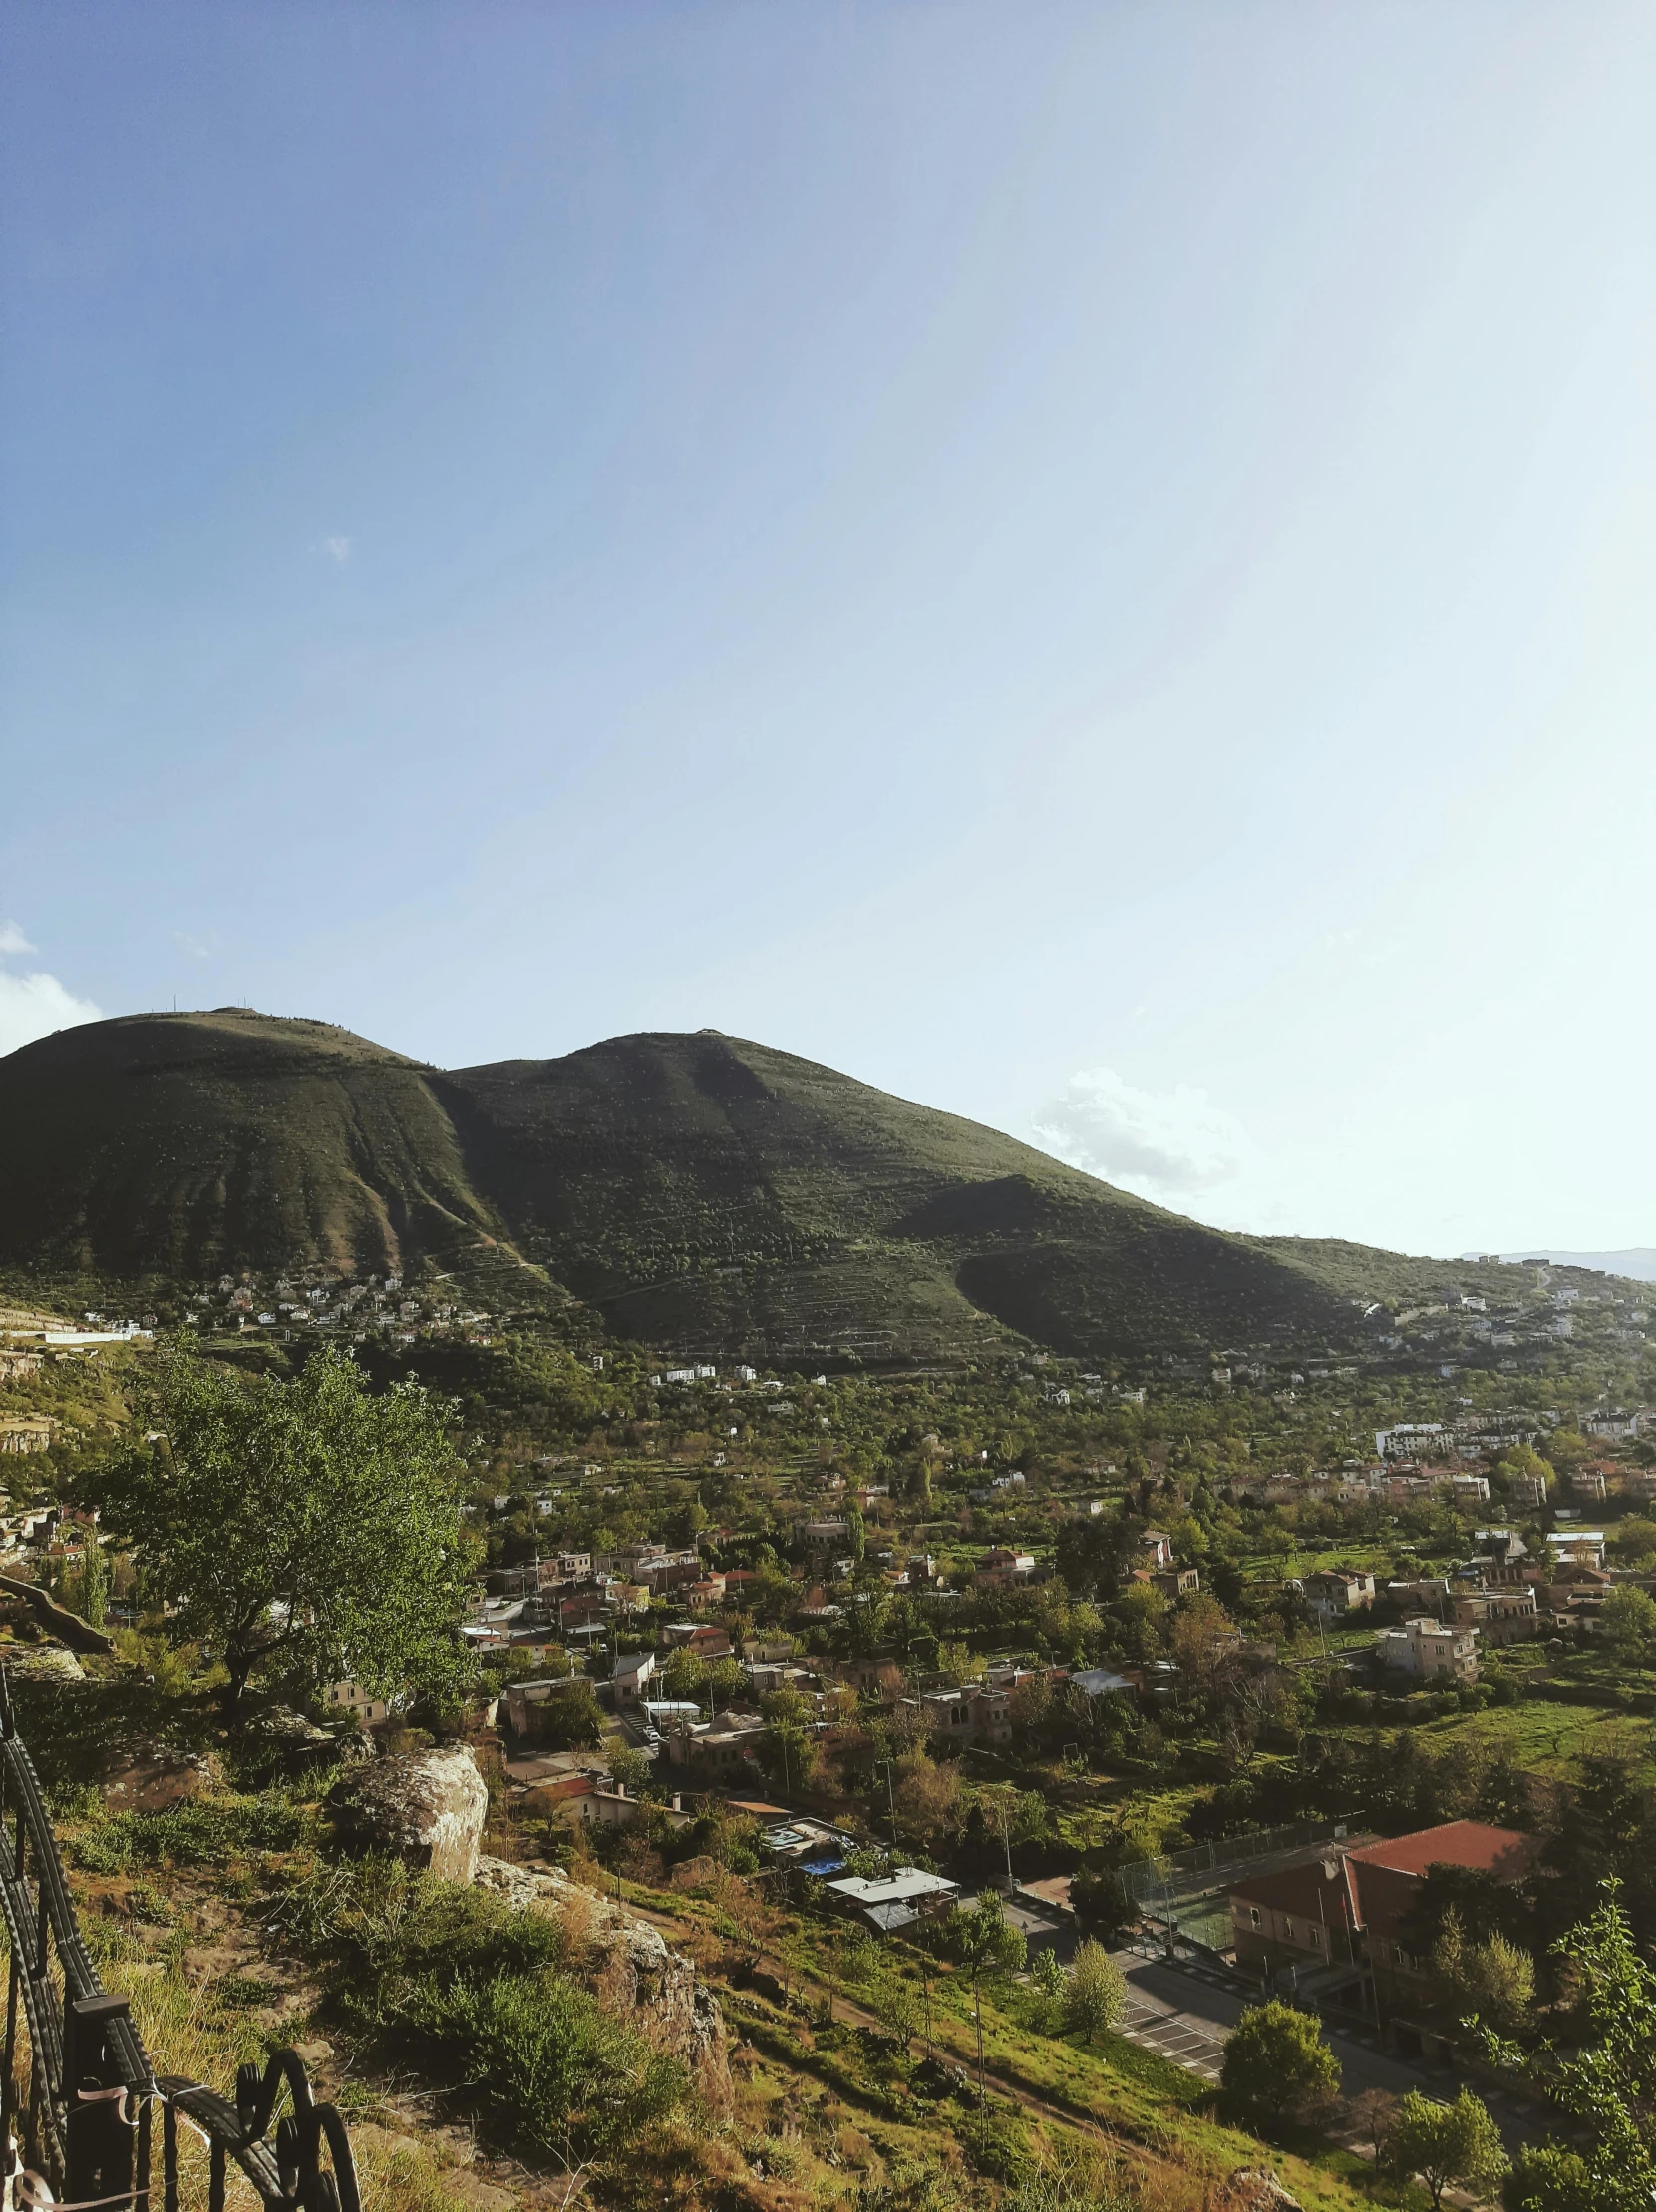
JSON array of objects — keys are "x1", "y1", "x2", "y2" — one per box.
[{"x1": 0, "y1": 1668, "x2": 360, "y2": 2212}]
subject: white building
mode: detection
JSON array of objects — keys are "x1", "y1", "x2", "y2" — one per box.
[{"x1": 1374, "y1": 1617, "x2": 1480, "y2": 1684}]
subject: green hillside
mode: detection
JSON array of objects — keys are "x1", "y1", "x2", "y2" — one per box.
[
  {"x1": 0, "y1": 1011, "x2": 531, "y2": 1290},
  {"x1": 0, "y1": 1011, "x2": 1536, "y2": 1358}
]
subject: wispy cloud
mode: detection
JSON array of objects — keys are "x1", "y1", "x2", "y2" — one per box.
[
  {"x1": 324, "y1": 535, "x2": 352, "y2": 563},
  {"x1": 1031, "y1": 1065, "x2": 1250, "y2": 1203},
  {"x1": 0, "y1": 922, "x2": 35, "y2": 956},
  {"x1": 0, "y1": 970, "x2": 102, "y2": 1058}
]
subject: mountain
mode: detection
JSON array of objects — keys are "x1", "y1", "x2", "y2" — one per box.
[{"x1": 0, "y1": 1010, "x2": 1530, "y2": 1360}]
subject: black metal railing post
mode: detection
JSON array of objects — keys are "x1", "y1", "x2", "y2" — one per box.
[
  {"x1": 0, "y1": 1667, "x2": 361, "y2": 2212},
  {"x1": 64, "y1": 1994, "x2": 138, "y2": 2212}
]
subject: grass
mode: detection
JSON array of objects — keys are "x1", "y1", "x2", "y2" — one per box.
[{"x1": 1413, "y1": 1699, "x2": 1653, "y2": 1775}]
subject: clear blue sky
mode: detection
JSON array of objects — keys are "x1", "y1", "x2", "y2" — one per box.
[{"x1": 4, "y1": 3, "x2": 1654, "y2": 1258}]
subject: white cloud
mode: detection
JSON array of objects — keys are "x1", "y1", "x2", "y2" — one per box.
[
  {"x1": 0, "y1": 970, "x2": 103, "y2": 1058},
  {"x1": 0, "y1": 922, "x2": 35, "y2": 956},
  {"x1": 324, "y1": 536, "x2": 352, "y2": 562},
  {"x1": 1030, "y1": 1066, "x2": 1251, "y2": 1203}
]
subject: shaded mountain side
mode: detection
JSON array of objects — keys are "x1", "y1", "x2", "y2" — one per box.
[
  {"x1": 0, "y1": 1012, "x2": 543, "y2": 1290},
  {"x1": 0, "y1": 1011, "x2": 1550, "y2": 1357}
]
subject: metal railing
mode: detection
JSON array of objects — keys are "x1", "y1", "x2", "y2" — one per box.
[
  {"x1": 1115, "y1": 1818, "x2": 1363, "y2": 1908},
  {"x1": 0, "y1": 1670, "x2": 359, "y2": 2212}
]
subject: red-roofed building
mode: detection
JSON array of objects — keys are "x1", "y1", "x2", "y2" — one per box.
[{"x1": 1228, "y1": 1820, "x2": 1537, "y2": 2026}]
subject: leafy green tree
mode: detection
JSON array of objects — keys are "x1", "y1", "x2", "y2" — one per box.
[
  {"x1": 1030, "y1": 1946, "x2": 1067, "y2": 2019},
  {"x1": 607, "y1": 1741, "x2": 651, "y2": 1793},
  {"x1": 657, "y1": 1647, "x2": 708, "y2": 1702},
  {"x1": 1600, "y1": 1586, "x2": 1656, "y2": 1663},
  {"x1": 1381, "y1": 2088, "x2": 1507, "y2": 2211},
  {"x1": 845, "y1": 1503, "x2": 866, "y2": 1565},
  {"x1": 525, "y1": 1679, "x2": 604, "y2": 1749},
  {"x1": 102, "y1": 1342, "x2": 473, "y2": 1717},
  {"x1": 1060, "y1": 1939, "x2": 1126, "y2": 2044},
  {"x1": 1485, "y1": 1878, "x2": 1656, "y2": 2209},
  {"x1": 935, "y1": 1894, "x2": 1026, "y2": 2109},
  {"x1": 867, "y1": 1971, "x2": 921, "y2": 2054},
  {"x1": 68, "y1": 1533, "x2": 109, "y2": 1629},
  {"x1": 1069, "y1": 1866, "x2": 1134, "y2": 1944},
  {"x1": 1503, "y1": 2144, "x2": 1596, "y2": 2212},
  {"x1": 1432, "y1": 1909, "x2": 1535, "y2": 2034},
  {"x1": 1219, "y1": 2001, "x2": 1340, "y2": 2131},
  {"x1": 974, "y1": 1783, "x2": 1048, "y2": 1885}
]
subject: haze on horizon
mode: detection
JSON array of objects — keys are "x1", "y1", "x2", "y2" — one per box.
[{"x1": 3, "y1": 3, "x2": 1654, "y2": 1263}]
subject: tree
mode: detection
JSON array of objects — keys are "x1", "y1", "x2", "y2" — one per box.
[
  {"x1": 1070, "y1": 1866, "x2": 1134, "y2": 1945},
  {"x1": 607, "y1": 1742, "x2": 651, "y2": 1794},
  {"x1": 101, "y1": 1342, "x2": 472, "y2": 1717},
  {"x1": 67, "y1": 1533, "x2": 109, "y2": 1629},
  {"x1": 1344, "y1": 2086, "x2": 1397, "y2": 2168},
  {"x1": 1503, "y1": 2144, "x2": 1596, "y2": 2212},
  {"x1": 1381, "y1": 2088, "x2": 1507, "y2": 2211},
  {"x1": 891, "y1": 1750, "x2": 963, "y2": 1849},
  {"x1": 1060, "y1": 1940, "x2": 1126, "y2": 2044},
  {"x1": 531, "y1": 1679, "x2": 605, "y2": 1749},
  {"x1": 974, "y1": 1783, "x2": 1047, "y2": 1887},
  {"x1": 1030, "y1": 1947, "x2": 1067, "y2": 2020},
  {"x1": 867, "y1": 1971, "x2": 921, "y2": 2055},
  {"x1": 1432, "y1": 1911, "x2": 1534, "y2": 2034},
  {"x1": 1600, "y1": 1586, "x2": 1656, "y2": 1663},
  {"x1": 1219, "y1": 2001, "x2": 1340, "y2": 2131},
  {"x1": 1484, "y1": 1878, "x2": 1656, "y2": 2209},
  {"x1": 657, "y1": 1647, "x2": 708, "y2": 1702},
  {"x1": 935, "y1": 1894, "x2": 1026, "y2": 2113}
]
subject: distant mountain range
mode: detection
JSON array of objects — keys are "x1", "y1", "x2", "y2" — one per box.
[
  {"x1": 0, "y1": 1010, "x2": 1546, "y2": 1360},
  {"x1": 1501, "y1": 1249, "x2": 1656, "y2": 1284}
]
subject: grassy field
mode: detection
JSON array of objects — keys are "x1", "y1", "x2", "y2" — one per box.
[{"x1": 1413, "y1": 1699, "x2": 1653, "y2": 1774}]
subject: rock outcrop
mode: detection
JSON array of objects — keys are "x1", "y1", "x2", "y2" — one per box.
[
  {"x1": 330, "y1": 1746, "x2": 489, "y2": 1881},
  {"x1": 474, "y1": 1855, "x2": 727, "y2": 2099},
  {"x1": 1219, "y1": 2174, "x2": 1302, "y2": 2212},
  {"x1": 99, "y1": 1739, "x2": 214, "y2": 1814}
]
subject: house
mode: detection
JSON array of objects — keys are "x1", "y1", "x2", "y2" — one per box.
[
  {"x1": 758, "y1": 1816, "x2": 857, "y2": 1875},
  {"x1": 1070, "y1": 1668, "x2": 1136, "y2": 1701},
  {"x1": 1373, "y1": 1617, "x2": 1479, "y2": 1683},
  {"x1": 1136, "y1": 1565, "x2": 1200, "y2": 1599},
  {"x1": 324, "y1": 1680, "x2": 389, "y2": 1726},
  {"x1": 1301, "y1": 1570, "x2": 1376, "y2": 1624},
  {"x1": 1228, "y1": 1820, "x2": 1536, "y2": 2028},
  {"x1": 666, "y1": 1709, "x2": 765, "y2": 1778},
  {"x1": 1571, "y1": 1470, "x2": 1608, "y2": 1503},
  {"x1": 825, "y1": 1868, "x2": 960, "y2": 1935},
  {"x1": 1548, "y1": 1530, "x2": 1607, "y2": 1572},
  {"x1": 527, "y1": 1776, "x2": 691, "y2": 1831},
  {"x1": 1450, "y1": 1473, "x2": 1491, "y2": 1506},
  {"x1": 979, "y1": 1548, "x2": 1037, "y2": 1587},
  {"x1": 1385, "y1": 1578, "x2": 1452, "y2": 1620},
  {"x1": 1140, "y1": 1531, "x2": 1173, "y2": 1571},
  {"x1": 663, "y1": 1623, "x2": 732, "y2": 1661},
  {"x1": 1447, "y1": 1587, "x2": 1539, "y2": 1646},
  {"x1": 611, "y1": 1650, "x2": 657, "y2": 1704}
]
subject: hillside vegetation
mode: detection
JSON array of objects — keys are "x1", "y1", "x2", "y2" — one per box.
[{"x1": 0, "y1": 1011, "x2": 1536, "y2": 1359}]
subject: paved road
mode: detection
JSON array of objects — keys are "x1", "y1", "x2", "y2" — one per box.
[{"x1": 1114, "y1": 1954, "x2": 1466, "y2": 2099}]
